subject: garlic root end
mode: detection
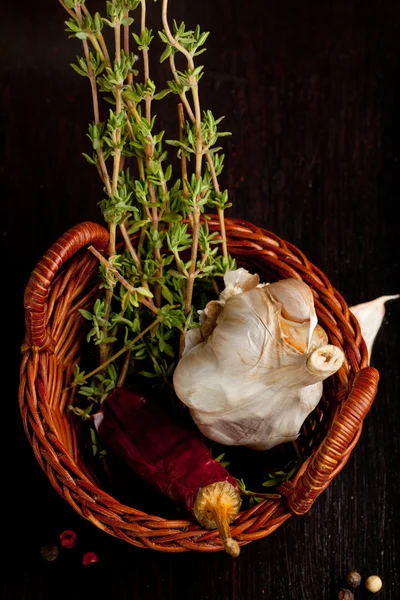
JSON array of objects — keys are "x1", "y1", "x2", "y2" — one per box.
[{"x1": 307, "y1": 344, "x2": 344, "y2": 378}]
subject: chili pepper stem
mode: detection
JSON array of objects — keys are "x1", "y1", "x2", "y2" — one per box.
[
  {"x1": 193, "y1": 481, "x2": 241, "y2": 558},
  {"x1": 211, "y1": 503, "x2": 240, "y2": 558}
]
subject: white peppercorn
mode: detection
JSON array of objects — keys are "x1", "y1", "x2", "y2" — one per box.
[{"x1": 365, "y1": 575, "x2": 382, "y2": 593}]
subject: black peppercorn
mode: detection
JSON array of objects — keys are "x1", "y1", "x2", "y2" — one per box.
[
  {"x1": 40, "y1": 543, "x2": 60, "y2": 562},
  {"x1": 337, "y1": 590, "x2": 354, "y2": 600},
  {"x1": 347, "y1": 570, "x2": 362, "y2": 588}
]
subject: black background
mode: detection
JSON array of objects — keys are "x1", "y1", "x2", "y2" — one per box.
[{"x1": 2, "y1": 0, "x2": 400, "y2": 598}]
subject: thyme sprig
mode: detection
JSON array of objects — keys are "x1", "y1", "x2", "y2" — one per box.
[
  {"x1": 234, "y1": 461, "x2": 300, "y2": 508},
  {"x1": 235, "y1": 479, "x2": 281, "y2": 506},
  {"x1": 58, "y1": 0, "x2": 234, "y2": 421},
  {"x1": 262, "y1": 460, "x2": 300, "y2": 488}
]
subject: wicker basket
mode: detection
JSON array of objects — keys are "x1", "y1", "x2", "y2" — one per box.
[{"x1": 19, "y1": 218, "x2": 379, "y2": 553}]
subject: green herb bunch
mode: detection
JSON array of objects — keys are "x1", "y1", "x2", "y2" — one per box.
[{"x1": 59, "y1": 0, "x2": 235, "y2": 418}]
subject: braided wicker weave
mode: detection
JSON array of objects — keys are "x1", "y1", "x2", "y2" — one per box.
[{"x1": 19, "y1": 218, "x2": 379, "y2": 552}]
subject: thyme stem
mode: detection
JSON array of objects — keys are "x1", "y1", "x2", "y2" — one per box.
[
  {"x1": 80, "y1": 3, "x2": 111, "y2": 64},
  {"x1": 124, "y1": 9, "x2": 133, "y2": 85},
  {"x1": 66, "y1": 319, "x2": 159, "y2": 390},
  {"x1": 117, "y1": 349, "x2": 132, "y2": 388},
  {"x1": 119, "y1": 221, "x2": 144, "y2": 275},
  {"x1": 178, "y1": 103, "x2": 190, "y2": 200},
  {"x1": 162, "y1": 0, "x2": 201, "y2": 316},
  {"x1": 88, "y1": 245, "x2": 158, "y2": 315},
  {"x1": 206, "y1": 153, "x2": 228, "y2": 262},
  {"x1": 141, "y1": 0, "x2": 151, "y2": 122},
  {"x1": 169, "y1": 55, "x2": 195, "y2": 122}
]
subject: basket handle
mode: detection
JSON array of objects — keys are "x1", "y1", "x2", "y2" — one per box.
[
  {"x1": 24, "y1": 221, "x2": 109, "y2": 351},
  {"x1": 279, "y1": 366, "x2": 379, "y2": 515}
]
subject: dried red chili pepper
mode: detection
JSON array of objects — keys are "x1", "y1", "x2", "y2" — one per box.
[{"x1": 93, "y1": 388, "x2": 241, "y2": 557}]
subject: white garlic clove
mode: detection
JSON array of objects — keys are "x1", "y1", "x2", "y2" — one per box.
[
  {"x1": 350, "y1": 295, "x2": 399, "y2": 361},
  {"x1": 223, "y1": 267, "x2": 259, "y2": 290},
  {"x1": 183, "y1": 326, "x2": 203, "y2": 356},
  {"x1": 279, "y1": 319, "x2": 328, "y2": 354},
  {"x1": 268, "y1": 278, "x2": 318, "y2": 352},
  {"x1": 220, "y1": 268, "x2": 260, "y2": 303}
]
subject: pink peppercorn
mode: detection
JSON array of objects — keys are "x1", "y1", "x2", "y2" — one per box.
[
  {"x1": 59, "y1": 530, "x2": 77, "y2": 549},
  {"x1": 82, "y1": 551, "x2": 98, "y2": 566}
]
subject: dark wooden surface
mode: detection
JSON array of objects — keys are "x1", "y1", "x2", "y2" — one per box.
[{"x1": 2, "y1": 0, "x2": 400, "y2": 598}]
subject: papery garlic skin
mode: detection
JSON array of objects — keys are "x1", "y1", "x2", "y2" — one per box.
[
  {"x1": 220, "y1": 268, "x2": 260, "y2": 303},
  {"x1": 173, "y1": 271, "x2": 345, "y2": 451}
]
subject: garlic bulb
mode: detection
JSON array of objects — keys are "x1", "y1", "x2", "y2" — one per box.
[{"x1": 173, "y1": 269, "x2": 344, "y2": 451}]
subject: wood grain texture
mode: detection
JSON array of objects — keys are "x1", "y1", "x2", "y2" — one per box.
[{"x1": 2, "y1": 0, "x2": 399, "y2": 599}]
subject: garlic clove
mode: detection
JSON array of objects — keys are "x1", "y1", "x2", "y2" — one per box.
[
  {"x1": 350, "y1": 295, "x2": 399, "y2": 361},
  {"x1": 268, "y1": 279, "x2": 318, "y2": 352},
  {"x1": 183, "y1": 326, "x2": 203, "y2": 356},
  {"x1": 220, "y1": 268, "x2": 260, "y2": 303},
  {"x1": 223, "y1": 267, "x2": 259, "y2": 290},
  {"x1": 279, "y1": 317, "x2": 311, "y2": 353},
  {"x1": 280, "y1": 320, "x2": 328, "y2": 354},
  {"x1": 309, "y1": 323, "x2": 329, "y2": 351},
  {"x1": 268, "y1": 279, "x2": 316, "y2": 323}
]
